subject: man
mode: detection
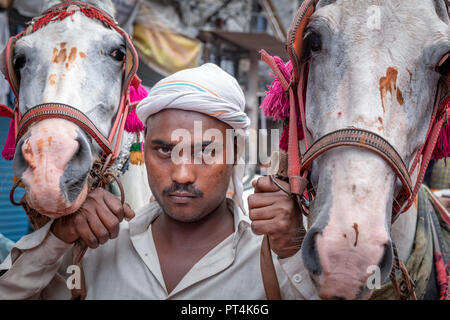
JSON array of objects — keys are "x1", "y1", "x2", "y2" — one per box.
[{"x1": 0, "y1": 63, "x2": 316, "y2": 299}]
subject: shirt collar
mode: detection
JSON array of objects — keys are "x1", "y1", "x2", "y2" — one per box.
[{"x1": 129, "y1": 197, "x2": 251, "y2": 241}]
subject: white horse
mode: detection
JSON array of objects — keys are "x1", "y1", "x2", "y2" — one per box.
[
  {"x1": 285, "y1": 0, "x2": 450, "y2": 299},
  {"x1": 1, "y1": 0, "x2": 151, "y2": 219}
]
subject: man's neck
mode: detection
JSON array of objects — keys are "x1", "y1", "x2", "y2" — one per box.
[
  {"x1": 153, "y1": 198, "x2": 234, "y2": 247},
  {"x1": 151, "y1": 198, "x2": 235, "y2": 294}
]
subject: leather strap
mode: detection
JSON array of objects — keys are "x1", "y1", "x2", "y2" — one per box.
[
  {"x1": 260, "y1": 235, "x2": 282, "y2": 300},
  {"x1": 17, "y1": 103, "x2": 115, "y2": 156},
  {"x1": 301, "y1": 128, "x2": 413, "y2": 208}
]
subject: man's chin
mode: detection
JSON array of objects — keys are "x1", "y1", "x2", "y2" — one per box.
[{"x1": 163, "y1": 205, "x2": 207, "y2": 223}]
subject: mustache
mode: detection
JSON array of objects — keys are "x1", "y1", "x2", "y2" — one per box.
[{"x1": 163, "y1": 183, "x2": 204, "y2": 198}]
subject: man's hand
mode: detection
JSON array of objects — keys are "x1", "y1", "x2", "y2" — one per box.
[
  {"x1": 51, "y1": 188, "x2": 135, "y2": 248},
  {"x1": 248, "y1": 176, "x2": 305, "y2": 258}
]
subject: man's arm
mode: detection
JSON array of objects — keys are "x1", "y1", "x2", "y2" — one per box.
[{"x1": 0, "y1": 188, "x2": 134, "y2": 300}]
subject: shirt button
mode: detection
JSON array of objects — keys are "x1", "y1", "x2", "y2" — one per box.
[{"x1": 293, "y1": 274, "x2": 302, "y2": 283}]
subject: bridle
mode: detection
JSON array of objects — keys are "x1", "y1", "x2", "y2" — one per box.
[
  {"x1": 260, "y1": 0, "x2": 450, "y2": 300},
  {"x1": 1, "y1": 1, "x2": 139, "y2": 161}
]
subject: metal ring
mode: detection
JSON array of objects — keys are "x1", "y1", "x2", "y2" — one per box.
[
  {"x1": 10, "y1": 178, "x2": 23, "y2": 206},
  {"x1": 103, "y1": 172, "x2": 125, "y2": 205}
]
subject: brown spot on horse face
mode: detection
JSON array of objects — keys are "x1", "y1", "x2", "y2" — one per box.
[
  {"x1": 396, "y1": 87, "x2": 404, "y2": 105},
  {"x1": 52, "y1": 48, "x2": 67, "y2": 64},
  {"x1": 23, "y1": 140, "x2": 36, "y2": 169},
  {"x1": 64, "y1": 47, "x2": 78, "y2": 70},
  {"x1": 68, "y1": 47, "x2": 77, "y2": 63},
  {"x1": 37, "y1": 138, "x2": 44, "y2": 163},
  {"x1": 48, "y1": 136, "x2": 53, "y2": 146},
  {"x1": 380, "y1": 67, "x2": 405, "y2": 110},
  {"x1": 48, "y1": 74, "x2": 57, "y2": 86},
  {"x1": 379, "y1": 67, "x2": 398, "y2": 112},
  {"x1": 352, "y1": 223, "x2": 359, "y2": 247}
]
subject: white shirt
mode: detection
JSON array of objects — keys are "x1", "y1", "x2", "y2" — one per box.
[{"x1": 0, "y1": 199, "x2": 318, "y2": 300}]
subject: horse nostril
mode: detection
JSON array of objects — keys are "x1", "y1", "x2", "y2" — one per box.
[
  {"x1": 301, "y1": 227, "x2": 322, "y2": 276},
  {"x1": 377, "y1": 241, "x2": 393, "y2": 283},
  {"x1": 13, "y1": 134, "x2": 31, "y2": 179},
  {"x1": 60, "y1": 131, "x2": 92, "y2": 203}
]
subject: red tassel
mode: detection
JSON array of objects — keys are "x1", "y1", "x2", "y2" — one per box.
[
  {"x1": 434, "y1": 251, "x2": 450, "y2": 300},
  {"x1": 1, "y1": 119, "x2": 15, "y2": 160},
  {"x1": 279, "y1": 119, "x2": 305, "y2": 153},
  {"x1": 432, "y1": 108, "x2": 450, "y2": 161}
]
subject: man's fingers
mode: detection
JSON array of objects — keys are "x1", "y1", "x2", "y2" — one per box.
[
  {"x1": 83, "y1": 209, "x2": 110, "y2": 245},
  {"x1": 96, "y1": 203, "x2": 120, "y2": 240},
  {"x1": 101, "y1": 190, "x2": 125, "y2": 221},
  {"x1": 254, "y1": 176, "x2": 290, "y2": 194},
  {"x1": 248, "y1": 192, "x2": 290, "y2": 209},
  {"x1": 249, "y1": 206, "x2": 277, "y2": 221},
  {"x1": 73, "y1": 214, "x2": 99, "y2": 248},
  {"x1": 251, "y1": 220, "x2": 275, "y2": 236},
  {"x1": 123, "y1": 203, "x2": 135, "y2": 221}
]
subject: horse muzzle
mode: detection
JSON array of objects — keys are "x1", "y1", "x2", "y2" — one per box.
[{"x1": 13, "y1": 118, "x2": 92, "y2": 218}]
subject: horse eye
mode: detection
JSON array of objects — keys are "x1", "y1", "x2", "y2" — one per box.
[
  {"x1": 13, "y1": 54, "x2": 26, "y2": 71},
  {"x1": 306, "y1": 31, "x2": 322, "y2": 53},
  {"x1": 110, "y1": 49, "x2": 125, "y2": 61}
]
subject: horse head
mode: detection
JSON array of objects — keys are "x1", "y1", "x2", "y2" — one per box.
[
  {"x1": 0, "y1": 0, "x2": 136, "y2": 218},
  {"x1": 291, "y1": 0, "x2": 450, "y2": 299}
]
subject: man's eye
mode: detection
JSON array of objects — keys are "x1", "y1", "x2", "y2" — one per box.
[{"x1": 157, "y1": 147, "x2": 171, "y2": 157}]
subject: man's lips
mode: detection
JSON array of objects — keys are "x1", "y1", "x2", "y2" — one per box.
[
  {"x1": 168, "y1": 192, "x2": 199, "y2": 203},
  {"x1": 169, "y1": 192, "x2": 198, "y2": 198}
]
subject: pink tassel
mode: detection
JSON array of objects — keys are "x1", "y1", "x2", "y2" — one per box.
[
  {"x1": 129, "y1": 84, "x2": 148, "y2": 103},
  {"x1": 260, "y1": 56, "x2": 305, "y2": 152},
  {"x1": 124, "y1": 108, "x2": 145, "y2": 133},
  {"x1": 260, "y1": 57, "x2": 293, "y2": 121},
  {"x1": 1, "y1": 119, "x2": 15, "y2": 160},
  {"x1": 279, "y1": 123, "x2": 289, "y2": 152},
  {"x1": 279, "y1": 118, "x2": 305, "y2": 153},
  {"x1": 125, "y1": 84, "x2": 148, "y2": 133}
]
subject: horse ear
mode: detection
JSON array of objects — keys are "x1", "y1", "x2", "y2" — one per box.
[{"x1": 433, "y1": 0, "x2": 450, "y2": 24}]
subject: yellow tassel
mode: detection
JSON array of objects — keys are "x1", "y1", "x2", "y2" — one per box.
[{"x1": 130, "y1": 151, "x2": 145, "y2": 165}]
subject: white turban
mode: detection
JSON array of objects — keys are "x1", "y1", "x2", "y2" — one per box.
[{"x1": 136, "y1": 63, "x2": 250, "y2": 211}]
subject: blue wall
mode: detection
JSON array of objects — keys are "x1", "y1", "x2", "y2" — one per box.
[{"x1": 0, "y1": 117, "x2": 28, "y2": 242}]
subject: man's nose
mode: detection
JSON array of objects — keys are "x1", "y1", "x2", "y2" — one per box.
[{"x1": 171, "y1": 163, "x2": 196, "y2": 185}]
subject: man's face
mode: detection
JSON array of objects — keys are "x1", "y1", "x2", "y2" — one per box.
[{"x1": 145, "y1": 109, "x2": 234, "y2": 222}]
